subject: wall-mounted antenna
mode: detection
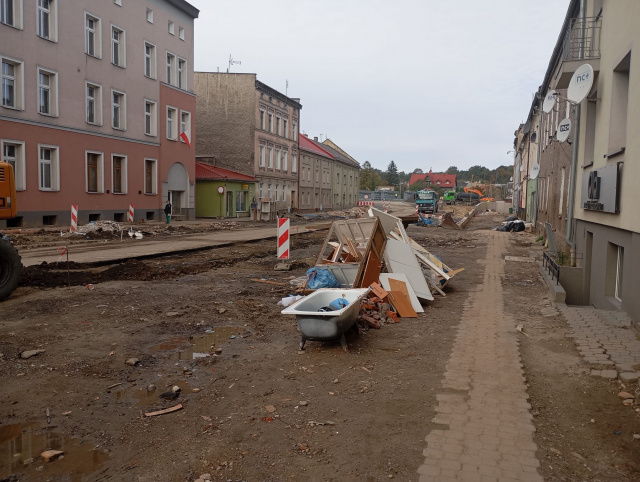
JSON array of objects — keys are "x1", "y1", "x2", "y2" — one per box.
[{"x1": 227, "y1": 55, "x2": 241, "y2": 73}]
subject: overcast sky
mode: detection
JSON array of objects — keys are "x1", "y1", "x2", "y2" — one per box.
[{"x1": 189, "y1": 0, "x2": 568, "y2": 174}]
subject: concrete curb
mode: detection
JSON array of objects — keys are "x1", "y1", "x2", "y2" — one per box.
[{"x1": 537, "y1": 260, "x2": 566, "y2": 304}]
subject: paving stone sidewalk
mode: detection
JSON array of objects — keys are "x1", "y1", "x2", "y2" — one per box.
[
  {"x1": 558, "y1": 305, "x2": 640, "y2": 384},
  {"x1": 418, "y1": 232, "x2": 542, "y2": 481}
]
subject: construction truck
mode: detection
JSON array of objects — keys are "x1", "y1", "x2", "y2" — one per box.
[
  {"x1": 0, "y1": 161, "x2": 22, "y2": 301},
  {"x1": 415, "y1": 190, "x2": 439, "y2": 214},
  {"x1": 443, "y1": 190, "x2": 456, "y2": 205}
]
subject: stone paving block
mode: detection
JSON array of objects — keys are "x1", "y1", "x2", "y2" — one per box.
[
  {"x1": 619, "y1": 372, "x2": 640, "y2": 382},
  {"x1": 600, "y1": 370, "x2": 618, "y2": 379}
]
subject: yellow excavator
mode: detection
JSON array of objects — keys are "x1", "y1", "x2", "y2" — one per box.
[{"x1": 0, "y1": 161, "x2": 22, "y2": 300}]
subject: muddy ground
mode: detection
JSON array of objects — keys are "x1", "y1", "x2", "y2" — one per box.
[{"x1": 1, "y1": 212, "x2": 639, "y2": 481}]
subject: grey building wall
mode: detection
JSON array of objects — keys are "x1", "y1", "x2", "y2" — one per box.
[{"x1": 194, "y1": 73, "x2": 257, "y2": 175}]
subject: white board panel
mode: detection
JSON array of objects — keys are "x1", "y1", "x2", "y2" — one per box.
[
  {"x1": 379, "y1": 273, "x2": 424, "y2": 313},
  {"x1": 384, "y1": 238, "x2": 434, "y2": 301}
]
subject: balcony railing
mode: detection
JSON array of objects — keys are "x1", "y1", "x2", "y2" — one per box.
[{"x1": 562, "y1": 16, "x2": 601, "y2": 61}]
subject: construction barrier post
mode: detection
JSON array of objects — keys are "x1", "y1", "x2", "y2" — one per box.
[
  {"x1": 70, "y1": 205, "x2": 78, "y2": 232},
  {"x1": 277, "y1": 217, "x2": 290, "y2": 259},
  {"x1": 128, "y1": 204, "x2": 135, "y2": 223}
]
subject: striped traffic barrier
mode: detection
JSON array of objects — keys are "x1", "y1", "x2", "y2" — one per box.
[
  {"x1": 357, "y1": 201, "x2": 374, "y2": 206},
  {"x1": 70, "y1": 205, "x2": 78, "y2": 232},
  {"x1": 277, "y1": 217, "x2": 290, "y2": 259},
  {"x1": 128, "y1": 204, "x2": 135, "y2": 223},
  {"x1": 415, "y1": 204, "x2": 419, "y2": 216}
]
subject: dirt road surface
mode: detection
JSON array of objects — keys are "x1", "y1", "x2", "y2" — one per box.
[{"x1": 1, "y1": 208, "x2": 638, "y2": 481}]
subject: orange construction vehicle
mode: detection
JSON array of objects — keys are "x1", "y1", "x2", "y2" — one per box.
[
  {"x1": 0, "y1": 161, "x2": 22, "y2": 300},
  {"x1": 464, "y1": 186, "x2": 494, "y2": 202}
]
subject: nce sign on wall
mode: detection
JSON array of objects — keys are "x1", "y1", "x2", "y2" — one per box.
[{"x1": 580, "y1": 163, "x2": 620, "y2": 214}]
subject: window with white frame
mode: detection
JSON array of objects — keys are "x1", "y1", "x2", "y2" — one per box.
[
  {"x1": 282, "y1": 151, "x2": 288, "y2": 171},
  {"x1": 144, "y1": 99, "x2": 157, "y2": 136},
  {"x1": 1, "y1": 57, "x2": 23, "y2": 109},
  {"x1": 268, "y1": 146, "x2": 273, "y2": 168},
  {"x1": 166, "y1": 106, "x2": 177, "y2": 140},
  {"x1": 144, "y1": 41, "x2": 156, "y2": 78},
  {"x1": 292, "y1": 119, "x2": 298, "y2": 141},
  {"x1": 38, "y1": 144, "x2": 59, "y2": 191},
  {"x1": 166, "y1": 52, "x2": 175, "y2": 85},
  {"x1": 267, "y1": 183, "x2": 272, "y2": 199},
  {"x1": 180, "y1": 110, "x2": 190, "y2": 142},
  {"x1": 275, "y1": 183, "x2": 279, "y2": 201},
  {"x1": 111, "y1": 90, "x2": 125, "y2": 130},
  {"x1": 1, "y1": 140, "x2": 25, "y2": 190},
  {"x1": 144, "y1": 158, "x2": 157, "y2": 194},
  {"x1": 37, "y1": 67, "x2": 57, "y2": 116},
  {"x1": 283, "y1": 118, "x2": 288, "y2": 139},
  {"x1": 268, "y1": 112, "x2": 273, "y2": 133},
  {"x1": 112, "y1": 154, "x2": 126, "y2": 194},
  {"x1": 37, "y1": 0, "x2": 56, "y2": 41},
  {"x1": 85, "y1": 13, "x2": 101, "y2": 57},
  {"x1": 1, "y1": 0, "x2": 22, "y2": 28},
  {"x1": 292, "y1": 151, "x2": 297, "y2": 173},
  {"x1": 85, "y1": 151, "x2": 103, "y2": 193},
  {"x1": 168, "y1": 20, "x2": 174, "y2": 35},
  {"x1": 85, "y1": 82, "x2": 102, "y2": 124},
  {"x1": 259, "y1": 182, "x2": 264, "y2": 198},
  {"x1": 177, "y1": 58, "x2": 186, "y2": 89},
  {"x1": 111, "y1": 26, "x2": 125, "y2": 67},
  {"x1": 276, "y1": 114, "x2": 281, "y2": 136},
  {"x1": 259, "y1": 108, "x2": 266, "y2": 130},
  {"x1": 146, "y1": 8, "x2": 153, "y2": 23},
  {"x1": 275, "y1": 147, "x2": 281, "y2": 170},
  {"x1": 259, "y1": 144, "x2": 265, "y2": 167},
  {"x1": 178, "y1": 26, "x2": 184, "y2": 40},
  {"x1": 235, "y1": 191, "x2": 246, "y2": 212},
  {"x1": 283, "y1": 185, "x2": 287, "y2": 201}
]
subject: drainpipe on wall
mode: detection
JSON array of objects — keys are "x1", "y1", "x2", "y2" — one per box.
[
  {"x1": 533, "y1": 97, "x2": 543, "y2": 226},
  {"x1": 565, "y1": 0, "x2": 585, "y2": 265}
]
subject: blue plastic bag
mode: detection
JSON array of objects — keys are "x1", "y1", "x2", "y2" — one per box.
[
  {"x1": 329, "y1": 298, "x2": 349, "y2": 310},
  {"x1": 306, "y1": 268, "x2": 341, "y2": 289}
]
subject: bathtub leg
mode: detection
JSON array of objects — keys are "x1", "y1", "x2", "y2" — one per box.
[
  {"x1": 340, "y1": 334, "x2": 348, "y2": 352},
  {"x1": 300, "y1": 337, "x2": 306, "y2": 350}
]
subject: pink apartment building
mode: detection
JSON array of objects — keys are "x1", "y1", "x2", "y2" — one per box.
[{"x1": 0, "y1": 0, "x2": 198, "y2": 227}]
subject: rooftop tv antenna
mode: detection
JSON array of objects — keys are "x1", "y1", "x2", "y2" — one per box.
[{"x1": 227, "y1": 55, "x2": 241, "y2": 73}]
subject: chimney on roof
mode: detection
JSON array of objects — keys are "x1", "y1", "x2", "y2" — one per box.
[{"x1": 314, "y1": 137, "x2": 318, "y2": 142}]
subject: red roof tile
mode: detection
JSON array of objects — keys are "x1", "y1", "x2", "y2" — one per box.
[
  {"x1": 299, "y1": 135, "x2": 335, "y2": 159},
  {"x1": 409, "y1": 171, "x2": 457, "y2": 187},
  {"x1": 196, "y1": 162, "x2": 256, "y2": 182}
]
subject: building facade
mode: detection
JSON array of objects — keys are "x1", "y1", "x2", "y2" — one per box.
[
  {"x1": 195, "y1": 162, "x2": 256, "y2": 218},
  {"x1": 517, "y1": 0, "x2": 639, "y2": 319},
  {"x1": 299, "y1": 135, "x2": 334, "y2": 212},
  {"x1": 0, "y1": 0, "x2": 199, "y2": 227},
  {"x1": 320, "y1": 139, "x2": 360, "y2": 210},
  {"x1": 194, "y1": 73, "x2": 301, "y2": 220}
]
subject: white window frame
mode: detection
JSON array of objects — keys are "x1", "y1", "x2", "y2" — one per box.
[
  {"x1": 259, "y1": 144, "x2": 265, "y2": 167},
  {"x1": 38, "y1": 144, "x2": 59, "y2": 191},
  {"x1": 168, "y1": 20, "x2": 174, "y2": 35},
  {"x1": 111, "y1": 153, "x2": 127, "y2": 194},
  {"x1": 283, "y1": 118, "x2": 288, "y2": 139},
  {"x1": 146, "y1": 8, "x2": 153, "y2": 23},
  {"x1": 144, "y1": 99, "x2": 157, "y2": 137},
  {"x1": 268, "y1": 146, "x2": 273, "y2": 168},
  {"x1": 111, "y1": 24, "x2": 126, "y2": 68},
  {"x1": 177, "y1": 57, "x2": 187, "y2": 90},
  {"x1": 85, "y1": 81, "x2": 102, "y2": 125},
  {"x1": 85, "y1": 12, "x2": 101, "y2": 58},
  {"x1": 111, "y1": 89, "x2": 126, "y2": 130},
  {"x1": 166, "y1": 105, "x2": 177, "y2": 140},
  {"x1": 275, "y1": 147, "x2": 281, "y2": 170},
  {"x1": 36, "y1": 66, "x2": 57, "y2": 116},
  {"x1": 292, "y1": 119, "x2": 298, "y2": 141},
  {"x1": 166, "y1": 51, "x2": 176, "y2": 85},
  {"x1": 1, "y1": 139, "x2": 25, "y2": 190},
  {"x1": 178, "y1": 26, "x2": 184, "y2": 40},
  {"x1": 1, "y1": 0, "x2": 23, "y2": 29},
  {"x1": 180, "y1": 109, "x2": 191, "y2": 143},
  {"x1": 37, "y1": 0, "x2": 56, "y2": 41},
  {"x1": 292, "y1": 151, "x2": 297, "y2": 173},
  {"x1": 259, "y1": 182, "x2": 264, "y2": 198},
  {"x1": 259, "y1": 108, "x2": 266, "y2": 130},
  {"x1": 85, "y1": 150, "x2": 103, "y2": 194},
  {"x1": 268, "y1": 183, "x2": 272, "y2": 199},
  {"x1": 144, "y1": 41, "x2": 156, "y2": 79},
  {"x1": 144, "y1": 158, "x2": 157, "y2": 195},
  {"x1": 268, "y1": 112, "x2": 273, "y2": 133},
  {"x1": 276, "y1": 114, "x2": 281, "y2": 136},
  {"x1": 283, "y1": 185, "x2": 287, "y2": 202},
  {"x1": 283, "y1": 151, "x2": 288, "y2": 171},
  {"x1": 275, "y1": 183, "x2": 279, "y2": 201},
  {"x1": 1, "y1": 56, "x2": 24, "y2": 110}
]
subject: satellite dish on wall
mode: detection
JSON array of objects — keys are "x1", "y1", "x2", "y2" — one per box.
[
  {"x1": 567, "y1": 64, "x2": 594, "y2": 104},
  {"x1": 543, "y1": 90, "x2": 557, "y2": 113},
  {"x1": 530, "y1": 163, "x2": 540, "y2": 180},
  {"x1": 557, "y1": 118, "x2": 571, "y2": 142}
]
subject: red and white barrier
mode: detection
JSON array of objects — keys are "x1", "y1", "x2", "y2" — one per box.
[
  {"x1": 383, "y1": 200, "x2": 389, "y2": 212},
  {"x1": 277, "y1": 217, "x2": 290, "y2": 259},
  {"x1": 70, "y1": 205, "x2": 78, "y2": 232},
  {"x1": 128, "y1": 204, "x2": 134, "y2": 223},
  {"x1": 415, "y1": 204, "x2": 419, "y2": 216},
  {"x1": 357, "y1": 201, "x2": 374, "y2": 206}
]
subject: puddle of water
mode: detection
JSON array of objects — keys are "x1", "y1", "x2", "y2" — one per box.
[
  {"x1": 150, "y1": 327, "x2": 245, "y2": 361},
  {"x1": 132, "y1": 388, "x2": 162, "y2": 407},
  {"x1": 0, "y1": 423, "x2": 108, "y2": 481}
]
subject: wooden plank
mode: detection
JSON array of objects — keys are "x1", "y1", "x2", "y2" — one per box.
[
  {"x1": 359, "y1": 249, "x2": 382, "y2": 288},
  {"x1": 370, "y1": 208, "x2": 410, "y2": 243},
  {"x1": 145, "y1": 404, "x2": 183, "y2": 417},
  {"x1": 384, "y1": 238, "x2": 434, "y2": 301},
  {"x1": 387, "y1": 279, "x2": 418, "y2": 318},
  {"x1": 369, "y1": 282, "x2": 389, "y2": 300},
  {"x1": 379, "y1": 273, "x2": 424, "y2": 313}
]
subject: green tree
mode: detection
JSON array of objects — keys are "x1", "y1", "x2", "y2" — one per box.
[
  {"x1": 360, "y1": 161, "x2": 384, "y2": 191},
  {"x1": 413, "y1": 168, "x2": 424, "y2": 174},
  {"x1": 446, "y1": 166, "x2": 459, "y2": 174},
  {"x1": 385, "y1": 160, "x2": 399, "y2": 188}
]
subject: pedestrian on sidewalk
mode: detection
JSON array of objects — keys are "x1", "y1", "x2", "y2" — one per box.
[{"x1": 164, "y1": 200, "x2": 172, "y2": 224}]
